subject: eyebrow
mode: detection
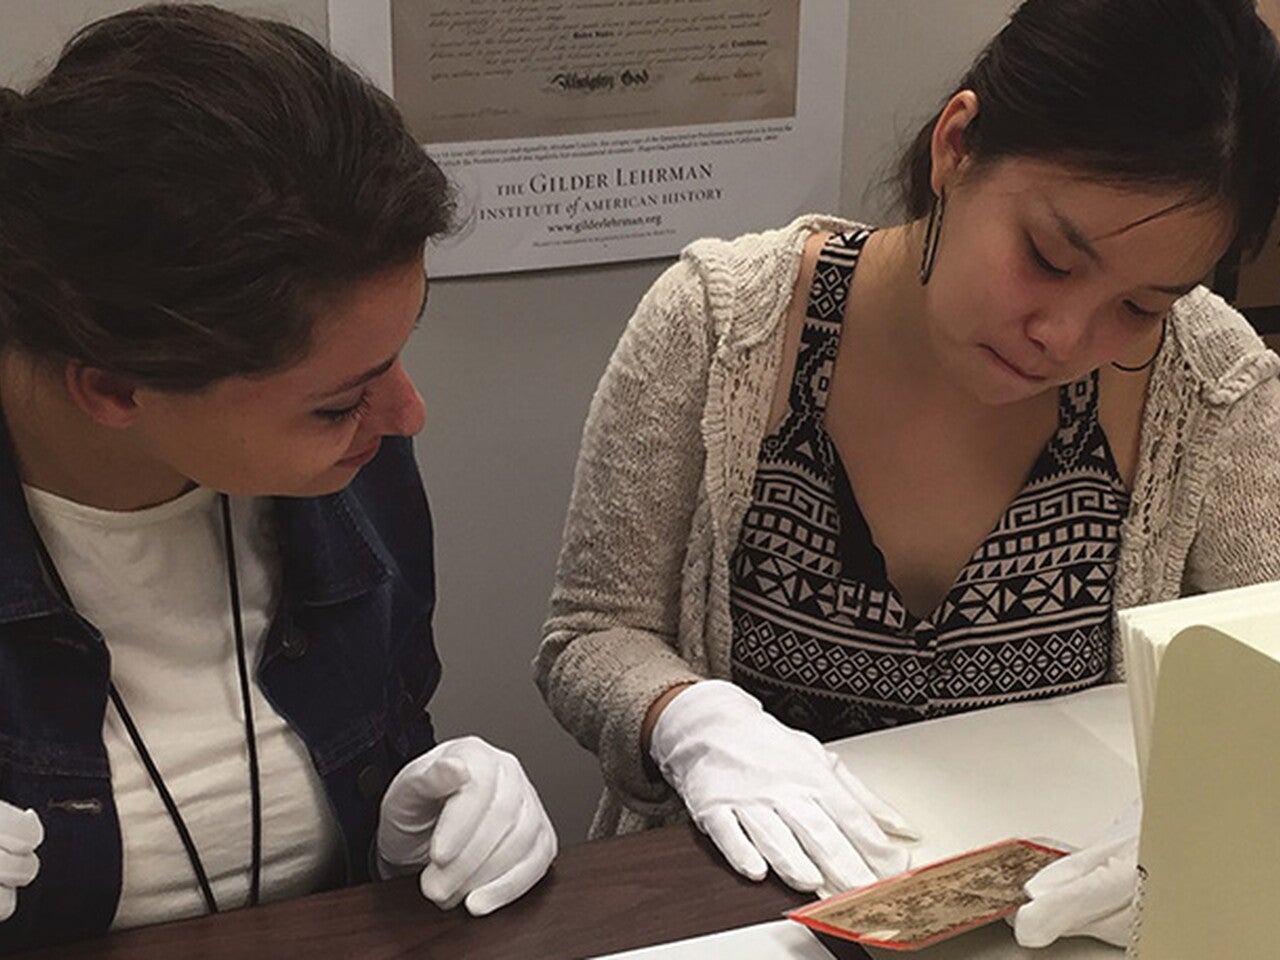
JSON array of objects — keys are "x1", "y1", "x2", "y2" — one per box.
[
  {"x1": 312, "y1": 355, "x2": 396, "y2": 400},
  {"x1": 1146, "y1": 278, "x2": 1200, "y2": 296},
  {"x1": 310, "y1": 278, "x2": 428, "y2": 400},
  {"x1": 1050, "y1": 210, "x2": 1104, "y2": 267},
  {"x1": 1049, "y1": 208, "x2": 1202, "y2": 297}
]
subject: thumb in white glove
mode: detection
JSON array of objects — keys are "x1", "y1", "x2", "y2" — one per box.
[
  {"x1": 649, "y1": 680, "x2": 916, "y2": 895},
  {"x1": 376, "y1": 736, "x2": 558, "y2": 916},
  {"x1": 1013, "y1": 799, "x2": 1140, "y2": 948},
  {"x1": 0, "y1": 802, "x2": 42, "y2": 922}
]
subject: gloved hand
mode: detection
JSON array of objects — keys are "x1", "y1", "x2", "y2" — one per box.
[
  {"x1": 0, "y1": 802, "x2": 42, "y2": 922},
  {"x1": 1013, "y1": 800, "x2": 1140, "y2": 948},
  {"x1": 648, "y1": 680, "x2": 917, "y2": 893},
  {"x1": 376, "y1": 736, "x2": 557, "y2": 917}
]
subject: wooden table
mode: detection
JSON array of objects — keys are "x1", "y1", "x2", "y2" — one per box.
[
  {"x1": 18, "y1": 825, "x2": 809, "y2": 960},
  {"x1": 16, "y1": 687, "x2": 1137, "y2": 960}
]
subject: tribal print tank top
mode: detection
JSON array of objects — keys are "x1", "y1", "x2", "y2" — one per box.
[{"x1": 728, "y1": 230, "x2": 1129, "y2": 741}]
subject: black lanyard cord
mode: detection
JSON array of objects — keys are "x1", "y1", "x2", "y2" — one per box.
[
  {"x1": 106, "y1": 683, "x2": 221, "y2": 914},
  {"x1": 31, "y1": 492, "x2": 263, "y2": 914},
  {"x1": 219, "y1": 493, "x2": 262, "y2": 908}
]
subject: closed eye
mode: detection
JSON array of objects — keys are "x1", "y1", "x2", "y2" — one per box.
[
  {"x1": 1123, "y1": 300, "x2": 1162, "y2": 319},
  {"x1": 315, "y1": 393, "x2": 371, "y2": 423},
  {"x1": 1028, "y1": 238, "x2": 1070, "y2": 278}
]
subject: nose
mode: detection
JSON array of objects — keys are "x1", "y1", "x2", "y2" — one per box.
[
  {"x1": 1023, "y1": 302, "x2": 1093, "y2": 363},
  {"x1": 372, "y1": 361, "x2": 426, "y2": 437}
]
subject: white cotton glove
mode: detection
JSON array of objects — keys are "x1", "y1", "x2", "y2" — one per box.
[
  {"x1": 648, "y1": 680, "x2": 917, "y2": 894},
  {"x1": 375, "y1": 736, "x2": 558, "y2": 917},
  {"x1": 0, "y1": 802, "x2": 42, "y2": 922},
  {"x1": 1013, "y1": 800, "x2": 1140, "y2": 948}
]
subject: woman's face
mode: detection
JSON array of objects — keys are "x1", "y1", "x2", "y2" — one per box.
[
  {"x1": 922, "y1": 103, "x2": 1234, "y2": 406},
  {"x1": 129, "y1": 257, "x2": 428, "y2": 497}
]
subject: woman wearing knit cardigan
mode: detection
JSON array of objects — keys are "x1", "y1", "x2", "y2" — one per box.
[{"x1": 539, "y1": 0, "x2": 1280, "y2": 949}]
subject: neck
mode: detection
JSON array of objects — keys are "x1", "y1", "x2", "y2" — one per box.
[
  {"x1": 855, "y1": 222, "x2": 975, "y2": 408},
  {"x1": 0, "y1": 352, "x2": 193, "y2": 511}
]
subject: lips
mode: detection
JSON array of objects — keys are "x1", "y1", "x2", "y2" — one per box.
[
  {"x1": 982, "y1": 345, "x2": 1048, "y2": 382},
  {"x1": 337, "y1": 439, "x2": 381, "y2": 468}
]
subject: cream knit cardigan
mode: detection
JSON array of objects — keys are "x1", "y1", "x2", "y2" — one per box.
[{"x1": 536, "y1": 214, "x2": 1280, "y2": 840}]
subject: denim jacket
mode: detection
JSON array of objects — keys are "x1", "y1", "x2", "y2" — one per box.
[{"x1": 0, "y1": 432, "x2": 440, "y2": 954}]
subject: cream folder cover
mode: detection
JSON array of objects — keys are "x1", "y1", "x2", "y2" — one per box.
[{"x1": 1120, "y1": 584, "x2": 1280, "y2": 959}]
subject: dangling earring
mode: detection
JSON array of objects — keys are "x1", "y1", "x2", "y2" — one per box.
[
  {"x1": 919, "y1": 188, "x2": 946, "y2": 285},
  {"x1": 1112, "y1": 319, "x2": 1167, "y2": 373}
]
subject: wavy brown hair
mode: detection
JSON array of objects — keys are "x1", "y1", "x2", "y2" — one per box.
[{"x1": 0, "y1": 4, "x2": 453, "y2": 390}]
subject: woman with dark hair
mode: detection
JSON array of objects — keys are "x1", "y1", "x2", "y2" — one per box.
[
  {"x1": 538, "y1": 0, "x2": 1280, "y2": 948},
  {"x1": 0, "y1": 5, "x2": 554, "y2": 952}
]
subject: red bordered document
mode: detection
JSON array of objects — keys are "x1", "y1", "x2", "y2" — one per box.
[{"x1": 788, "y1": 838, "x2": 1067, "y2": 951}]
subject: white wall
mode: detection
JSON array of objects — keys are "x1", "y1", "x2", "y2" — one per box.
[
  {"x1": 842, "y1": 1, "x2": 1020, "y2": 223},
  {"x1": 0, "y1": 0, "x2": 329, "y2": 83},
  {"x1": 0, "y1": 0, "x2": 1018, "y2": 842}
]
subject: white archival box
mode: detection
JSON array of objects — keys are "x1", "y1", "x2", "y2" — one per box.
[{"x1": 1118, "y1": 581, "x2": 1280, "y2": 959}]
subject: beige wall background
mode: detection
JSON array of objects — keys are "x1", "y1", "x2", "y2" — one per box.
[{"x1": 0, "y1": 0, "x2": 1019, "y2": 841}]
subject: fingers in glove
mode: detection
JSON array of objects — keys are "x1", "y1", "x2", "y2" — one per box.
[
  {"x1": 735, "y1": 806, "x2": 824, "y2": 892},
  {"x1": 831, "y1": 762, "x2": 919, "y2": 841},
  {"x1": 430, "y1": 759, "x2": 520, "y2": 866},
  {"x1": 463, "y1": 820, "x2": 558, "y2": 917},
  {"x1": 423, "y1": 813, "x2": 541, "y2": 913},
  {"x1": 776, "y1": 802, "x2": 878, "y2": 893},
  {"x1": 419, "y1": 862, "x2": 467, "y2": 911},
  {"x1": 0, "y1": 807, "x2": 42, "y2": 854},
  {"x1": 1016, "y1": 895, "x2": 1132, "y2": 950},
  {"x1": 442, "y1": 798, "x2": 552, "y2": 905},
  {"x1": 377, "y1": 822, "x2": 437, "y2": 874},
  {"x1": 1013, "y1": 896, "x2": 1066, "y2": 948},
  {"x1": 1013, "y1": 852, "x2": 1136, "y2": 948},
  {"x1": 1026, "y1": 800, "x2": 1140, "y2": 898},
  {"x1": 0, "y1": 850, "x2": 38, "y2": 889},
  {"x1": 1023, "y1": 834, "x2": 1134, "y2": 898},
  {"x1": 386, "y1": 756, "x2": 470, "y2": 831},
  {"x1": 377, "y1": 755, "x2": 470, "y2": 870},
  {"x1": 421, "y1": 821, "x2": 517, "y2": 909},
  {"x1": 1076, "y1": 904, "x2": 1135, "y2": 948},
  {"x1": 698, "y1": 807, "x2": 768, "y2": 882},
  {"x1": 0, "y1": 887, "x2": 13, "y2": 923},
  {"x1": 817, "y1": 790, "x2": 910, "y2": 880},
  {"x1": 420, "y1": 777, "x2": 530, "y2": 908}
]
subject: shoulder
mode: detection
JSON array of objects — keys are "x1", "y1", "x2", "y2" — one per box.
[
  {"x1": 346, "y1": 436, "x2": 433, "y2": 547},
  {"x1": 1164, "y1": 287, "x2": 1280, "y2": 408},
  {"x1": 672, "y1": 213, "x2": 863, "y2": 347},
  {"x1": 349, "y1": 436, "x2": 425, "y2": 503}
]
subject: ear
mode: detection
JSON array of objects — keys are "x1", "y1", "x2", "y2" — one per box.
[
  {"x1": 64, "y1": 362, "x2": 143, "y2": 429},
  {"x1": 929, "y1": 90, "x2": 980, "y2": 196}
]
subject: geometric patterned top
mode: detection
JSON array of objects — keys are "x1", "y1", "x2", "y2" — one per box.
[{"x1": 729, "y1": 230, "x2": 1129, "y2": 741}]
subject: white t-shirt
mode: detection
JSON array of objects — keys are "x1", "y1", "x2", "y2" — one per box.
[{"x1": 23, "y1": 485, "x2": 343, "y2": 929}]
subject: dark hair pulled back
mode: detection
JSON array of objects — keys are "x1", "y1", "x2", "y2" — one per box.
[
  {"x1": 0, "y1": 4, "x2": 454, "y2": 390},
  {"x1": 898, "y1": 0, "x2": 1280, "y2": 259}
]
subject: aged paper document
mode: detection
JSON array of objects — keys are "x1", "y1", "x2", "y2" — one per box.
[
  {"x1": 391, "y1": 0, "x2": 799, "y2": 143},
  {"x1": 330, "y1": 0, "x2": 846, "y2": 276},
  {"x1": 789, "y1": 840, "x2": 1066, "y2": 952}
]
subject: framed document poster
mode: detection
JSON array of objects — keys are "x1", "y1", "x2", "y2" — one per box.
[{"x1": 329, "y1": 0, "x2": 848, "y2": 277}]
